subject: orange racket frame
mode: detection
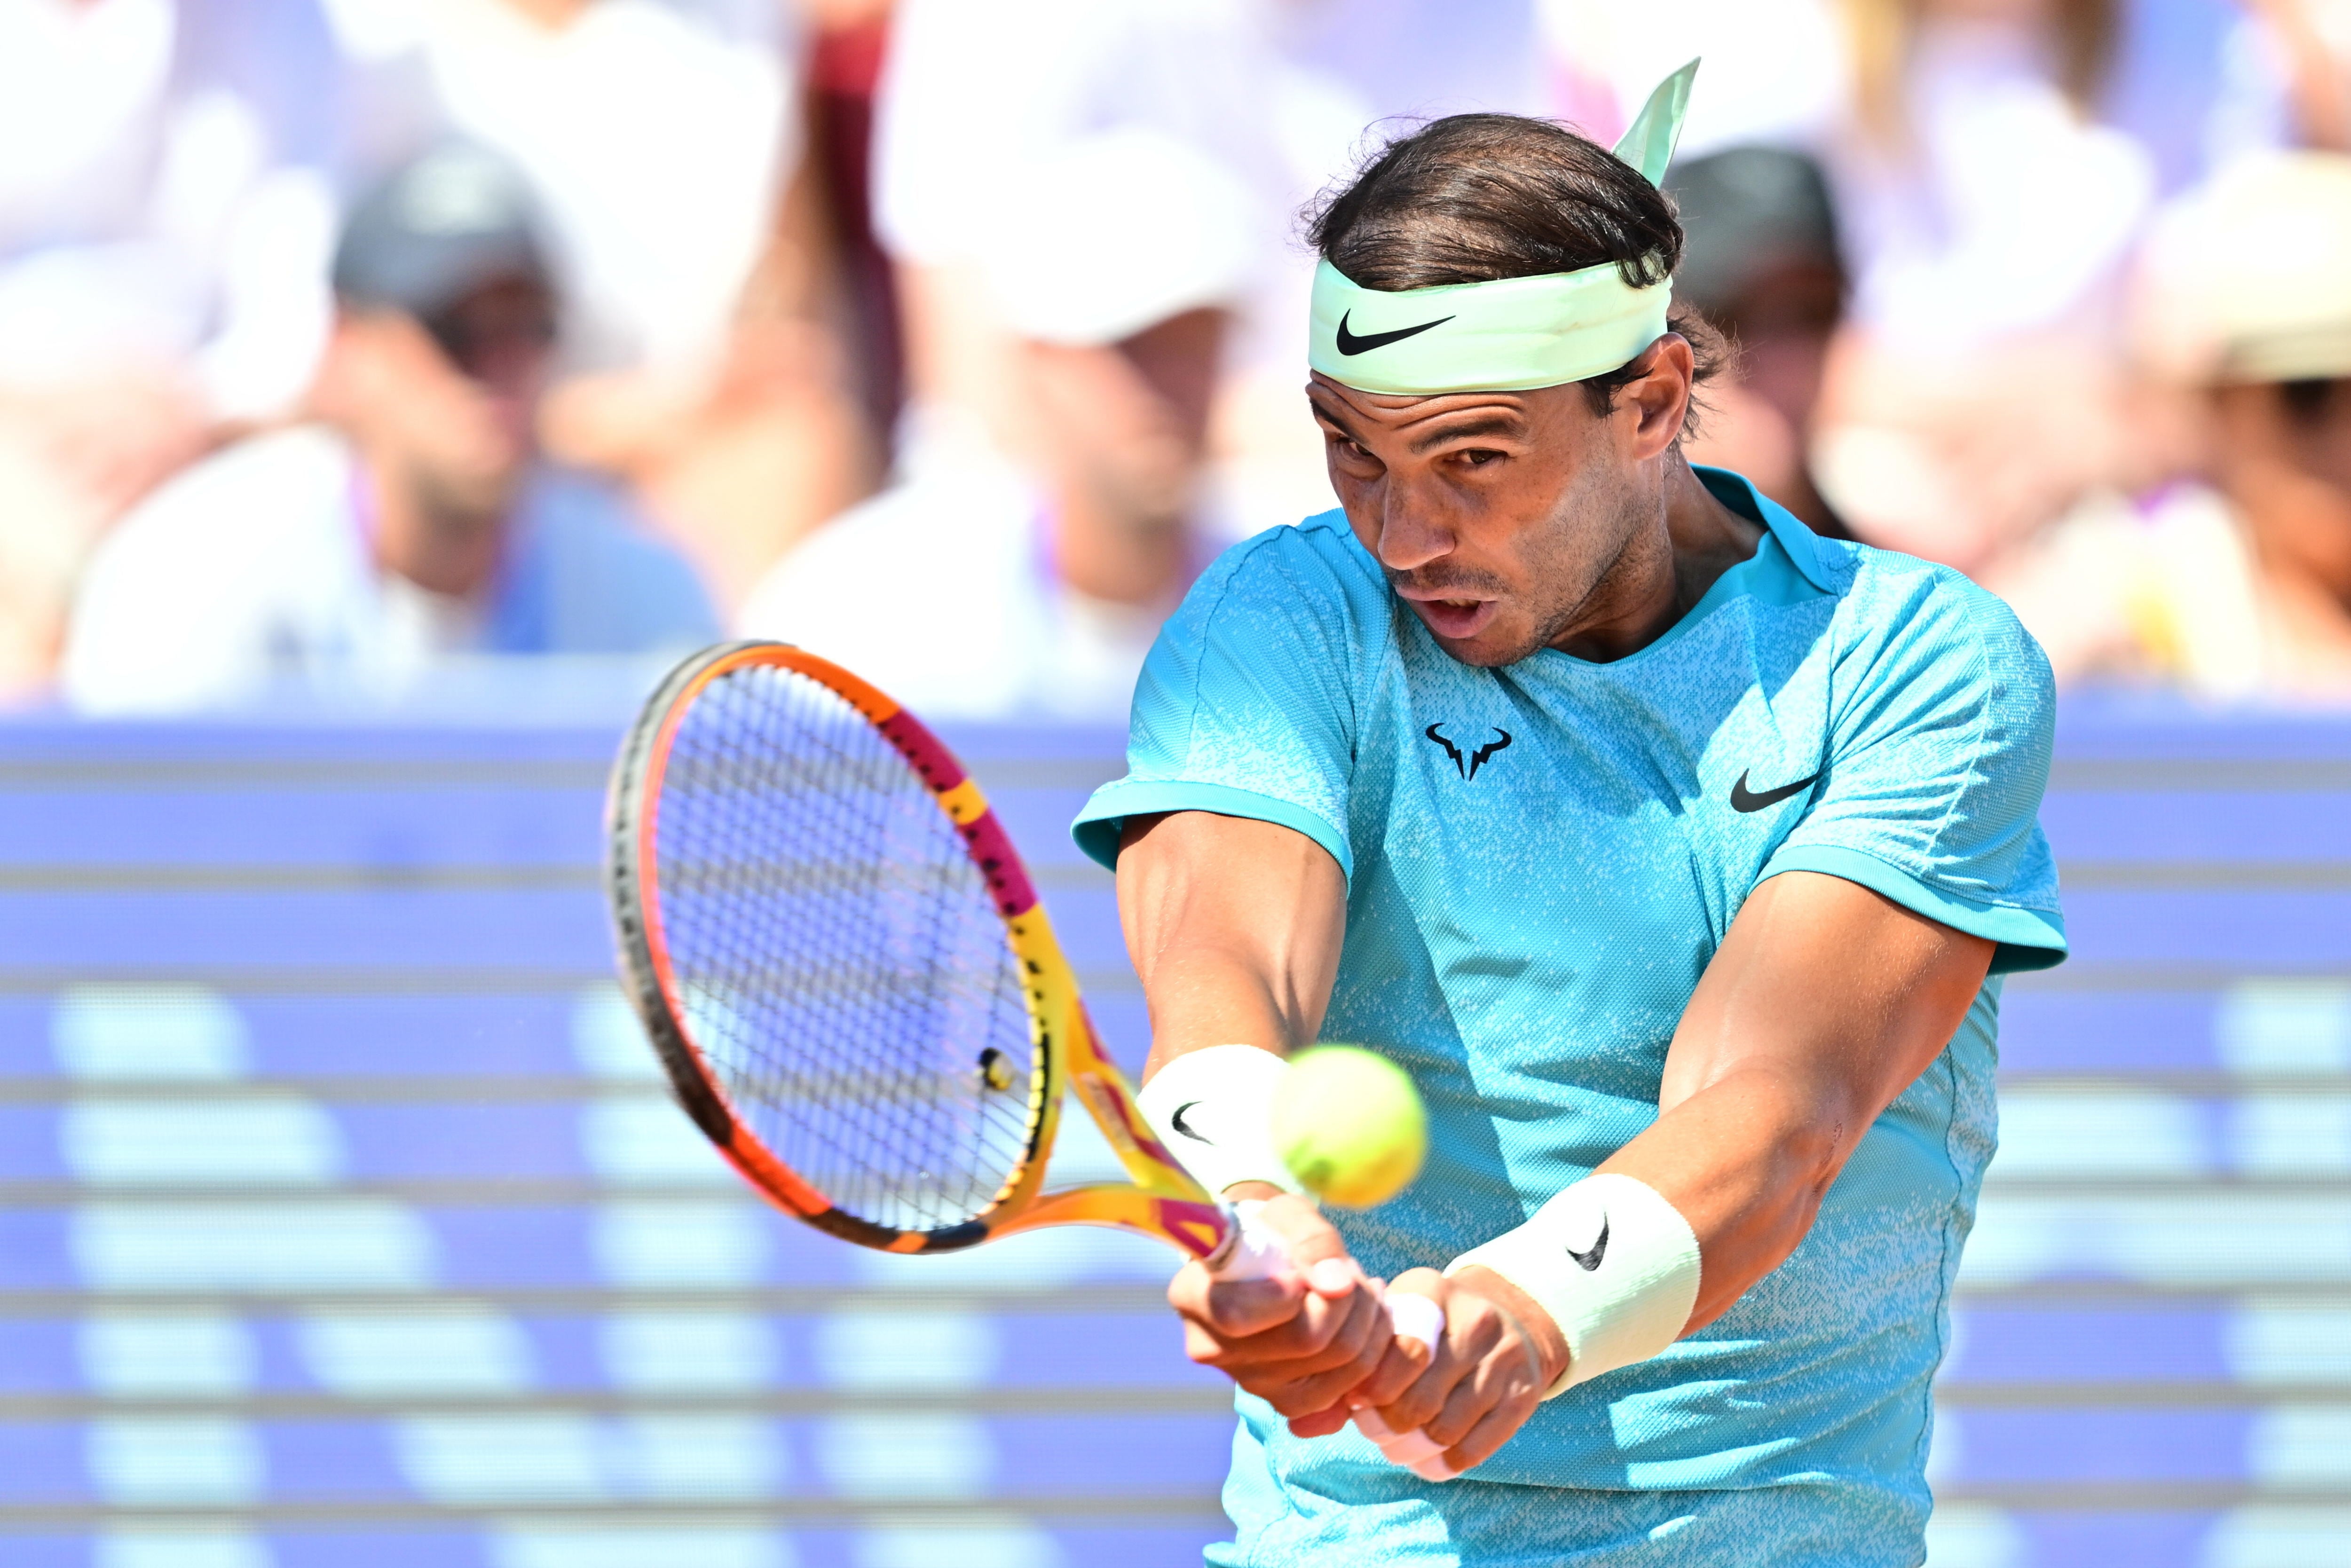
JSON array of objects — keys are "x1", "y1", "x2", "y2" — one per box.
[{"x1": 606, "y1": 641, "x2": 1231, "y2": 1260}]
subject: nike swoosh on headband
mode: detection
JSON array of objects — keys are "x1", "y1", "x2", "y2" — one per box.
[
  {"x1": 1335, "y1": 310, "x2": 1454, "y2": 355},
  {"x1": 1170, "y1": 1101, "x2": 1214, "y2": 1143}
]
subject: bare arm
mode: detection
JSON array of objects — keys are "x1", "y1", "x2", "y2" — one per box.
[
  {"x1": 1120, "y1": 810, "x2": 1348, "y2": 1077},
  {"x1": 1120, "y1": 811, "x2": 1403, "y2": 1429},
  {"x1": 1365, "y1": 869, "x2": 1996, "y2": 1467},
  {"x1": 1596, "y1": 869, "x2": 1994, "y2": 1327}
]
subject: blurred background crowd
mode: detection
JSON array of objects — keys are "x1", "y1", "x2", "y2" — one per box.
[{"x1": 13, "y1": 0, "x2": 2351, "y2": 719}]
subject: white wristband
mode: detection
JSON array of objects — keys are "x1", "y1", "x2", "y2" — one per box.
[
  {"x1": 1446, "y1": 1173, "x2": 1700, "y2": 1397},
  {"x1": 1136, "y1": 1045, "x2": 1308, "y2": 1200}
]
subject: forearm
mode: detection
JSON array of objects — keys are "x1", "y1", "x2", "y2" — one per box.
[
  {"x1": 1595, "y1": 1063, "x2": 1852, "y2": 1332},
  {"x1": 1450, "y1": 875, "x2": 1992, "y2": 1389},
  {"x1": 1138, "y1": 944, "x2": 1315, "y2": 1077}
]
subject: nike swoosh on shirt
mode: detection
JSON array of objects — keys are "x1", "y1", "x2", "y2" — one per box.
[
  {"x1": 1566, "y1": 1215, "x2": 1609, "y2": 1272},
  {"x1": 1170, "y1": 1102, "x2": 1214, "y2": 1144},
  {"x1": 1335, "y1": 310, "x2": 1454, "y2": 355},
  {"x1": 1729, "y1": 769, "x2": 1821, "y2": 813}
]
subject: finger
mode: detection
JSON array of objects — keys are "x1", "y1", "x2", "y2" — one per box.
[
  {"x1": 1440, "y1": 1388, "x2": 1541, "y2": 1474},
  {"x1": 1372, "y1": 1328, "x2": 1474, "y2": 1435},
  {"x1": 1285, "y1": 1402, "x2": 1355, "y2": 1440},
  {"x1": 1350, "y1": 1322, "x2": 1436, "y2": 1408},
  {"x1": 1350, "y1": 1280, "x2": 1445, "y2": 1407},
  {"x1": 1254, "y1": 1195, "x2": 1358, "y2": 1293},
  {"x1": 1211, "y1": 1281, "x2": 1374, "y2": 1370},
  {"x1": 1183, "y1": 1274, "x2": 1310, "y2": 1341},
  {"x1": 1235, "y1": 1284, "x2": 1387, "y2": 1405},
  {"x1": 1266, "y1": 1287, "x2": 1394, "y2": 1414},
  {"x1": 1420, "y1": 1356, "x2": 1501, "y2": 1450},
  {"x1": 1173, "y1": 1254, "x2": 1302, "y2": 1323}
]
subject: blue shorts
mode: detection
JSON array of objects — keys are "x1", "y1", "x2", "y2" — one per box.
[{"x1": 1210, "y1": 1422, "x2": 1929, "y2": 1568}]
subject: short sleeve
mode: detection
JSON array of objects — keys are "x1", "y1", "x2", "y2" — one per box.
[
  {"x1": 1071, "y1": 521, "x2": 1378, "y2": 876},
  {"x1": 1761, "y1": 565, "x2": 2067, "y2": 974}
]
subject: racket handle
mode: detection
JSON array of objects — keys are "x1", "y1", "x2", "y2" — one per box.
[
  {"x1": 1207, "y1": 1199, "x2": 1291, "y2": 1282},
  {"x1": 1212, "y1": 1203, "x2": 1456, "y2": 1481},
  {"x1": 1350, "y1": 1291, "x2": 1457, "y2": 1481}
]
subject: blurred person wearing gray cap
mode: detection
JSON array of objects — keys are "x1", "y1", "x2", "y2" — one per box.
[
  {"x1": 61, "y1": 142, "x2": 718, "y2": 714},
  {"x1": 1992, "y1": 151, "x2": 2351, "y2": 697},
  {"x1": 736, "y1": 129, "x2": 1251, "y2": 720},
  {"x1": 1668, "y1": 145, "x2": 1852, "y2": 539}
]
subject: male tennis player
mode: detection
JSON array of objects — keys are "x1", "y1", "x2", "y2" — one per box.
[{"x1": 1073, "y1": 65, "x2": 2065, "y2": 1566}]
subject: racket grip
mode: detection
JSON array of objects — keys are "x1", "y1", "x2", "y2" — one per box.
[
  {"x1": 1207, "y1": 1199, "x2": 1291, "y2": 1282},
  {"x1": 1351, "y1": 1291, "x2": 1458, "y2": 1481},
  {"x1": 1211, "y1": 1204, "x2": 1455, "y2": 1481}
]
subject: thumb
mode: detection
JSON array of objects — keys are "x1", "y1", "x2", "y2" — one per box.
[{"x1": 1252, "y1": 1192, "x2": 1360, "y2": 1298}]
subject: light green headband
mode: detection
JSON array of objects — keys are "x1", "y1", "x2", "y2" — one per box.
[{"x1": 1309, "y1": 59, "x2": 1699, "y2": 395}]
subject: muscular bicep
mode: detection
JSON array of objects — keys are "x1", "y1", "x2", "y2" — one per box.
[
  {"x1": 1601, "y1": 870, "x2": 1993, "y2": 1330},
  {"x1": 1116, "y1": 812, "x2": 1349, "y2": 1077},
  {"x1": 1663, "y1": 870, "x2": 1994, "y2": 1128}
]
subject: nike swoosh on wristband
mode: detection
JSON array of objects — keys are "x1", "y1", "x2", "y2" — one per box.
[
  {"x1": 1170, "y1": 1102, "x2": 1214, "y2": 1144},
  {"x1": 1729, "y1": 769, "x2": 1821, "y2": 813},
  {"x1": 1566, "y1": 1215, "x2": 1609, "y2": 1272},
  {"x1": 1334, "y1": 310, "x2": 1454, "y2": 355}
]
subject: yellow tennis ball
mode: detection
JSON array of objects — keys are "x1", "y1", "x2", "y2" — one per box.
[{"x1": 1271, "y1": 1046, "x2": 1428, "y2": 1208}]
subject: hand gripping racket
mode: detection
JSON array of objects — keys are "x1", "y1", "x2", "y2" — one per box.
[{"x1": 602, "y1": 642, "x2": 1449, "y2": 1474}]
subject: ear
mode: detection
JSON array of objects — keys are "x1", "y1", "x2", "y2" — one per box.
[{"x1": 1619, "y1": 335, "x2": 1696, "y2": 462}]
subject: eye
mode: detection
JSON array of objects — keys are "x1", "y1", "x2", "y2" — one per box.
[{"x1": 1452, "y1": 447, "x2": 1506, "y2": 469}]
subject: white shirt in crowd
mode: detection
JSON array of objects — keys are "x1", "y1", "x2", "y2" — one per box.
[
  {"x1": 0, "y1": 0, "x2": 344, "y2": 417},
  {"x1": 1539, "y1": 0, "x2": 2287, "y2": 351},
  {"x1": 63, "y1": 426, "x2": 718, "y2": 714},
  {"x1": 878, "y1": 0, "x2": 1540, "y2": 376},
  {"x1": 736, "y1": 434, "x2": 1165, "y2": 724},
  {"x1": 323, "y1": 0, "x2": 801, "y2": 378}
]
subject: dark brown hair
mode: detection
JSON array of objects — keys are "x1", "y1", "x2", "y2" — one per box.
[{"x1": 1306, "y1": 112, "x2": 1726, "y2": 422}]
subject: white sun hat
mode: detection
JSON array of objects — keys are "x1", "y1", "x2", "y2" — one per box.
[
  {"x1": 2136, "y1": 151, "x2": 2351, "y2": 386},
  {"x1": 979, "y1": 126, "x2": 1258, "y2": 347}
]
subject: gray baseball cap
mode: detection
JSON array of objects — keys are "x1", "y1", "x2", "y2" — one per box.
[
  {"x1": 1666, "y1": 145, "x2": 1843, "y2": 321},
  {"x1": 332, "y1": 142, "x2": 552, "y2": 320}
]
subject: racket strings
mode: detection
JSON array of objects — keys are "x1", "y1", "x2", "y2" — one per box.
[{"x1": 651, "y1": 662, "x2": 1038, "y2": 1232}]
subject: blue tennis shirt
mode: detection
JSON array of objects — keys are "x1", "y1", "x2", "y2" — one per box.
[{"x1": 1071, "y1": 468, "x2": 2065, "y2": 1564}]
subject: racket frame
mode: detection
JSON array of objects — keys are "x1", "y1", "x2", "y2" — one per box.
[{"x1": 607, "y1": 641, "x2": 1230, "y2": 1262}]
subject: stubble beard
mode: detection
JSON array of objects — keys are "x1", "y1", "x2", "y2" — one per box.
[{"x1": 1492, "y1": 461, "x2": 1652, "y2": 665}]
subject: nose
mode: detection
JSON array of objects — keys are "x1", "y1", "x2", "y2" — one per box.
[{"x1": 1373, "y1": 484, "x2": 1456, "y2": 575}]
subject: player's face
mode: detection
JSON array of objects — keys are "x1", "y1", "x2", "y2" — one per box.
[{"x1": 1308, "y1": 339, "x2": 1695, "y2": 666}]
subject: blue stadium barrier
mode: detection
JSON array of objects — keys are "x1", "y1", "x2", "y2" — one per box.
[{"x1": 0, "y1": 685, "x2": 2343, "y2": 1566}]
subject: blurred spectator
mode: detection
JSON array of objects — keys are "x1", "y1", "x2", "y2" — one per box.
[
  {"x1": 1544, "y1": 0, "x2": 2291, "y2": 575},
  {"x1": 323, "y1": 0, "x2": 876, "y2": 610},
  {"x1": 875, "y1": 0, "x2": 1546, "y2": 547},
  {"x1": 1668, "y1": 146, "x2": 1852, "y2": 537},
  {"x1": 739, "y1": 131, "x2": 1247, "y2": 720},
  {"x1": 2244, "y1": 0, "x2": 2351, "y2": 149},
  {"x1": 1992, "y1": 152, "x2": 2351, "y2": 697},
  {"x1": 62, "y1": 143, "x2": 717, "y2": 715},
  {"x1": 0, "y1": 0, "x2": 348, "y2": 696},
  {"x1": 801, "y1": 0, "x2": 902, "y2": 442}
]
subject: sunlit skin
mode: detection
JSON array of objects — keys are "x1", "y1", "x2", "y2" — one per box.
[{"x1": 1305, "y1": 334, "x2": 1763, "y2": 667}]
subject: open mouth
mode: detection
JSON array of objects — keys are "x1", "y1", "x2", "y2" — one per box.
[{"x1": 1404, "y1": 595, "x2": 1498, "y2": 640}]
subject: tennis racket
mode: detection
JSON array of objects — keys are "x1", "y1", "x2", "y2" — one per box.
[{"x1": 601, "y1": 642, "x2": 1451, "y2": 1472}]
